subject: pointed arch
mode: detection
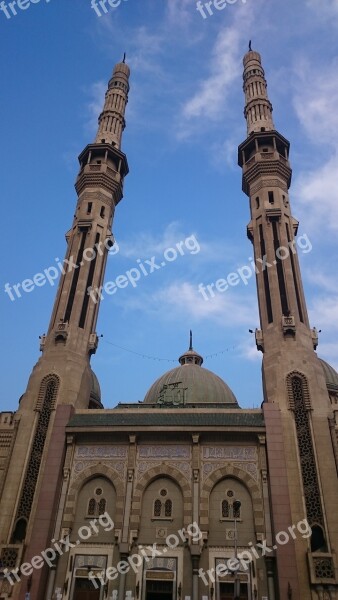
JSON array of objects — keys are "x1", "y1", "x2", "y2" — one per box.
[
  {"x1": 130, "y1": 465, "x2": 191, "y2": 528},
  {"x1": 286, "y1": 370, "x2": 311, "y2": 410},
  {"x1": 63, "y1": 464, "x2": 125, "y2": 529},
  {"x1": 11, "y1": 373, "x2": 60, "y2": 539},
  {"x1": 200, "y1": 464, "x2": 264, "y2": 534},
  {"x1": 36, "y1": 373, "x2": 60, "y2": 411}
]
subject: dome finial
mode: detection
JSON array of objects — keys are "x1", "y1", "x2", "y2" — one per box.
[
  {"x1": 249, "y1": 40, "x2": 252, "y2": 51},
  {"x1": 122, "y1": 52, "x2": 126, "y2": 63},
  {"x1": 179, "y1": 334, "x2": 203, "y2": 367}
]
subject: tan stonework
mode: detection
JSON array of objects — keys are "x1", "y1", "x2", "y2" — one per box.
[{"x1": 1, "y1": 49, "x2": 338, "y2": 600}]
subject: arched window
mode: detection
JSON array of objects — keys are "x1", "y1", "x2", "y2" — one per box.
[
  {"x1": 221, "y1": 492, "x2": 241, "y2": 519},
  {"x1": 165, "y1": 499, "x2": 172, "y2": 517},
  {"x1": 98, "y1": 498, "x2": 106, "y2": 515},
  {"x1": 11, "y1": 518, "x2": 27, "y2": 543},
  {"x1": 88, "y1": 498, "x2": 96, "y2": 516},
  {"x1": 153, "y1": 497, "x2": 173, "y2": 519},
  {"x1": 222, "y1": 500, "x2": 230, "y2": 518},
  {"x1": 87, "y1": 497, "x2": 107, "y2": 517},
  {"x1": 154, "y1": 499, "x2": 162, "y2": 517},
  {"x1": 12, "y1": 374, "x2": 59, "y2": 542}
]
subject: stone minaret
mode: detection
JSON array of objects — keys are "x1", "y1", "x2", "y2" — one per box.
[
  {"x1": 239, "y1": 48, "x2": 338, "y2": 599},
  {"x1": 0, "y1": 59, "x2": 130, "y2": 600}
]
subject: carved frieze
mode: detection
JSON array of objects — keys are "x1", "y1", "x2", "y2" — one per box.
[
  {"x1": 136, "y1": 446, "x2": 192, "y2": 481},
  {"x1": 202, "y1": 446, "x2": 257, "y2": 460},
  {"x1": 76, "y1": 446, "x2": 128, "y2": 458},
  {"x1": 138, "y1": 446, "x2": 191, "y2": 459},
  {"x1": 201, "y1": 446, "x2": 258, "y2": 482}
]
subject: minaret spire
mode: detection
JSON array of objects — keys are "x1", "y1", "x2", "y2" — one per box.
[
  {"x1": 239, "y1": 50, "x2": 311, "y2": 352},
  {"x1": 243, "y1": 48, "x2": 274, "y2": 135},
  {"x1": 35, "y1": 56, "x2": 130, "y2": 406},
  {"x1": 238, "y1": 49, "x2": 338, "y2": 600},
  {"x1": 0, "y1": 59, "x2": 131, "y2": 591},
  {"x1": 95, "y1": 59, "x2": 130, "y2": 148},
  {"x1": 189, "y1": 330, "x2": 193, "y2": 351}
]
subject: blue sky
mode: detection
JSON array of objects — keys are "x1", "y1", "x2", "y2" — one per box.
[{"x1": 1, "y1": 0, "x2": 338, "y2": 411}]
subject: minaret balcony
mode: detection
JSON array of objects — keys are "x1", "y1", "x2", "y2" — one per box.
[
  {"x1": 242, "y1": 151, "x2": 290, "y2": 173},
  {"x1": 39, "y1": 334, "x2": 46, "y2": 352},
  {"x1": 311, "y1": 327, "x2": 319, "y2": 350},
  {"x1": 88, "y1": 333, "x2": 99, "y2": 355},
  {"x1": 255, "y1": 329, "x2": 264, "y2": 353}
]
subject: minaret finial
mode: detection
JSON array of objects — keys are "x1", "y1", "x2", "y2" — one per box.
[
  {"x1": 123, "y1": 52, "x2": 126, "y2": 63},
  {"x1": 249, "y1": 40, "x2": 252, "y2": 51},
  {"x1": 189, "y1": 330, "x2": 193, "y2": 351}
]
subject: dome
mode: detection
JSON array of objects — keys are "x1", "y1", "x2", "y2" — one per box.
[
  {"x1": 319, "y1": 358, "x2": 338, "y2": 393},
  {"x1": 143, "y1": 335, "x2": 238, "y2": 408},
  {"x1": 88, "y1": 369, "x2": 102, "y2": 409}
]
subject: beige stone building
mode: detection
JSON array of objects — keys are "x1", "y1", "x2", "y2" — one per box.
[{"x1": 1, "y1": 49, "x2": 338, "y2": 600}]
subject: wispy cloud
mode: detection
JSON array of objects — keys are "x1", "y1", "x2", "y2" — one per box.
[
  {"x1": 118, "y1": 222, "x2": 198, "y2": 258},
  {"x1": 117, "y1": 280, "x2": 257, "y2": 327},
  {"x1": 83, "y1": 80, "x2": 106, "y2": 138},
  {"x1": 293, "y1": 57, "x2": 338, "y2": 147},
  {"x1": 292, "y1": 56, "x2": 338, "y2": 232},
  {"x1": 293, "y1": 153, "x2": 338, "y2": 232}
]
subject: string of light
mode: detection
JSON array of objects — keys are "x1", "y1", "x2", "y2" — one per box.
[{"x1": 103, "y1": 339, "x2": 237, "y2": 363}]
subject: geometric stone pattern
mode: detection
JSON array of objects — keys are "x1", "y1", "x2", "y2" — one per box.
[
  {"x1": 201, "y1": 446, "x2": 258, "y2": 481},
  {"x1": 290, "y1": 374, "x2": 324, "y2": 527},
  {"x1": 136, "y1": 445, "x2": 192, "y2": 481},
  {"x1": 72, "y1": 459, "x2": 127, "y2": 483},
  {"x1": 14, "y1": 375, "x2": 60, "y2": 523},
  {"x1": 313, "y1": 556, "x2": 335, "y2": 580},
  {"x1": 202, "y1": 462, "x2": 258, "y2": 482},
  {"x1": 70, "y1": 445, "x2": 128, "y2": 485}
]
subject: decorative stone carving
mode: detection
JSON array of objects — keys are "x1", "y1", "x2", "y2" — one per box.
[
  {"x1": 225, "y1": 529, "x2": 235, "y2": 540},
  {"x1": 156, "y1": 527, "x2": 168, "y2": 539},
  {"x1": 201, "y1": 461, "x2": 258, "y2": 481},
  {"x1": 136, "y1": 460, "x2": 191, "y2": 481},
  {"x1": 144, "y1": 557, "x2": 177, "y2": 571},
  {"x1": 139, "y1": 446, "x2": 190, "y2": 459},
  {"x1": 72, "y1": 459, "x2": 127, "y2": 482},
  {"x1": 202, "y1": 447, "x2": 257, "y2": 460},
  {"x1": 76, "y1": 446, "x2": 128, "y2": 458},
  {"x1": 157, "y1": 382, "x2": 187, "y2": 406}
]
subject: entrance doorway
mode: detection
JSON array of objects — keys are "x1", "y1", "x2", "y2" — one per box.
[
  {"x1": 219, "y1": 581, "x2": 248, "y2": 600},
  {"x1": 145, "y1": 579, "x2": 174, "y2": 600},
  {"x1": 73, "y1": 577, "x2": 101, "y2": 600}
]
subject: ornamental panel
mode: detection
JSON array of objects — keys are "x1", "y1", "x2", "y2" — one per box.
[
  {"x1": 138, "y1": 446, "x2": 191, "y2": 459},
  {"x1": 202, "y1": 447, "x2": 257, "y2": 460}
]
